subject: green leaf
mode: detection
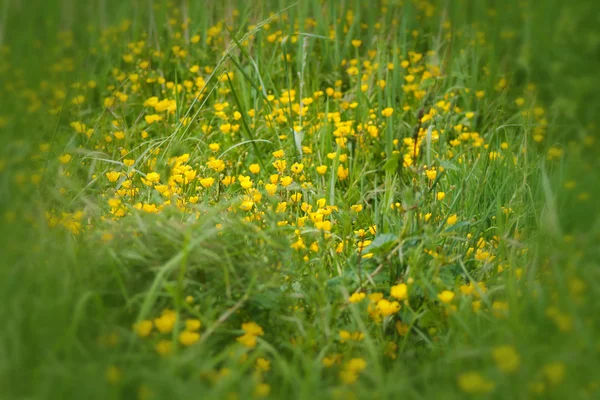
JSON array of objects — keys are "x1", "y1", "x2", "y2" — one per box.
[{"x1": 364, "y1": 233, "x2": 398, "y2": 253}]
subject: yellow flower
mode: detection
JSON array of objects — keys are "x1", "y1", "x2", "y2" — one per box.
[
  {"x1": 200, "y1": 177, "x2": 215, "y2": 188},
  {"x1": 133, "y1": 320, "x2": 153, "y2": 337},
  {"x1": 273, "y1": 159, "x2": 287, "y2": 173},
  {"x1": 290, "y1": 193, "x2": 302, "y2": 203},
  {"x1": 155, "y1": 340, "x2": 172, "y2": 356},
  {"x1": 239, "y1": 199, "x2": 254, "y2": 211},
  {"x1": 438, "y1": 290, "x2": 455, "y2": 303},
  {"x1": 395, "y1": 321, "x2": 410, "y2": 336},
  {"x1": 239, "y1": 175, "x2": 253, "y2": 189},
  {"x1": 339, "y1": 369, "x2": 359, "y2": 384},
  {"x1": 351, "y1": 39, "x2": 362, "y2": 48},
  {"x1": 222, "y1": 176, "x2": 235, "y2": 186},
  {"x1": 492, "y1": 345, "x2": 520, "y2": 373},
  {"x1": 381, "y1": 107, "x2": 394, "y2": 117},
  {"x1": 249, "y1": 164, "x2": 260, "y2": 174},
  {"x1": 114, "y1": 131, "x2": 125, "y2": 140},
  {"x1": 425, "y1": 168, "x2": 437, "y2": 180},
  {"x1": 280, "y1": 176, "x2": 293, "y2": 187},
  {"x1": 237, "y1": 333, "x2": 258, "y2": 348},
  {"x1": 242, "y1": 322, "x2": 264, "y2": 336},
  {"x1": 337, "y1": 165, "x2": 349, "y2": 180},
  {"x1": 179, "y1": 330, "x2": 200, "y2": 346},
  {"x1": 446, "y1": 214, "x2": 458, "y2": 225},
  {"x1": 376, "y1": 299, "x2": 400, "y2": 316},
  {"x1": 253, "y1": 383, "x2": 270, "y2": 398},
  {"x1": 316, "y1": 165, "x2": 328, "y2": 175},
  {"x1": 458, "y1": 371, "x2": 495, "y2": 394},
  {"x1": 106, "y1": 171, "x2": 121, "y2": 182},
  {"x1": 322, "y1": 354, "x2": 341, "y2": 367},
  {"x1": 436, "y1": 192, "x2": 445, "y2": 201},
  {"x1": 144, "y1": 114, "x2": 162, "y2": 124},
  {"x1": 185, "y1": 319, "x2": 202, "y2": 331},
  {"x1": 145, "y1": 172, "x2": 160, "y2": 183},
  {"x1": 351, "y1": 204, "x2": 363, "y2": 212},
  {"x1": 339, "y1": 358, "x2": 366, "y2": 384},
  {"x1": 58, "y1": 153, "x2": 72, "y2": 164},
  {"x1": 265, "y1": 183, "x2": 277, "y2": 196},
  {"x1": 255, "y1": 357, "x2": 271, "y2": 372},
  {"x1": 272, "y1": 149, "x2": 284, "y2": 158},
  {"x1": 290, "y1": 162, "x2": 304, "y2": 174},
  {"x1": 154, "y1": 310, "x2": 176, "y2": 334},
  {"x1": 390, "y1": 283, "x2": 408, "y2": 301},
  {"x1": 348, "y1": 292, "x2": 366, "y2": 303},
  {"x1": 346, "y1": 358, "x2": 366, "y2": 373}
]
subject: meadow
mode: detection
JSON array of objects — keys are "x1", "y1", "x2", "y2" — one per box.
[{"x1": 0, "y1": 0, "x2": 599, "y2": 399}]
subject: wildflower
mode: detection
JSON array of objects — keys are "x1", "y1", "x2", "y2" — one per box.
[
  {"x1": 145, "y1": 172, "x2": 160, "y2": 183},
  {"x1": 492, "y1": 301, "x2": 509, "y2": 318},
  {"x1": 200, "y1": 177, "x2": 215, "y2": 188},
  {"x1": 323, "y1": 354, "x2": 342, "y2": 367},
  {"x1": 376, "y1": 299, "x2": 400, "y2": 316},
  {"x1": 381, "y1": 107, "x2": 394, "y2": 117},
  {"x1": 492, "y1": 345, "x2": 520, "y2": 373},
  {"x1": 179, "y1": 330, "x2": 200, "y2": 346},
  {"x1": 351, "y1": 204, "x2": 363, "y2": 212},
  {"x1": 316, "y1": 165, "x2": 328, "y2": 175},
  {"x1": 256, "y1": 357, "x2": 271, "y2": 372},
  {"x1": 154, "y1": 310, "x2": 177, "y2": 334},
  {"x1": 145, "y1": 114, "x2": 163, "y2": 124},
  {"x1": 133, "y1": 320, "x2": 153, "y2": 338},
  {"x1": 237, "y1": 322, "x2": 264, "y2": 348},
  {"x1": 265, "y1": 183, "x2": 277, "y2": 196},
  {"x1": 155, "y1": 340, "x2": 172, "y2": 356},
  {"x1": 141, "y1": 204, "x2": 159, "y2": 213},
  {"x1": 280, "y1": 176, "x2": 293, "y2": 187},
  {"x1": 106, "y1": 171, "x2": 121, "y2": 182},
  {"x1": 290, "y1": 193, "x2": 302, "y2": 203},
  {"x1": 337, "y1": 165, "x2": 349, "y2": 180},
  {"x1": 348, "y1": 292, "x2": 366, "y2": 303},
  {"x1": 290, "y1": 162, "x2": 304, "y2": 174},
  {"x1": 253, "y1": 383, "x2": 271, "y2": 398},
  {"x1": 114, "y1": 131, "x2": 125, "y2": 140},
  {"x1": 272, "y1": 149, "x2": 284, "y2": 158},
  {"x1": 209, "y1": 143, "x2": 220, "y2": 152},
  {"x1": 390, "y1": 283, "x2": 408, "y2": 301},
  {"x1": 185, "y1": 319, "x2": 201, "y2": 331},
  {"x1": 446, "y1": 214, "x2": 458, "y2": 225},
  {"x1": 237, "y1": 333, "x2": 257, "y2": 348},
  {"x1": 59, "y1": 154, "x2": 72, "y2": 164},
  {"x1": 425, "y1": 168, "x2": 437, "y2": 180},
  {"x1": 438, "y1": 290, "x2": 455, "y2": 303},
  {"x1": 239, "y1": 175, "x2": 253, "y2": 189},
  {"x1": 395, "y1": 321, "x2": 410, "y2": 336},
  {"x1": 385, "y1": 341, "x2": 398, "y2": 359},
  {"x1": 239, "y1": 199, "x2": 254, "y2": 211},
  {"x1": 351, "y1": 39, "x2": 362, "y2": 48},
  {"x1": 249, "y1": 164, "x2": 260, "y2": 174},
  {"x1": 339, "y1": 330, "x2": 364, "y2": 342},
  {"x1": 273, "y1": 159, "x2": 287, "y2": 173},
  {"x1": 339, "y1": 358, "x2": 367, "y2": 384},
  {"x1": 437, "y1": 192, "x2": 445, "y2": 201},
  {"x1": 458, "y1": 371, "x2": 495, "y2": 394}
]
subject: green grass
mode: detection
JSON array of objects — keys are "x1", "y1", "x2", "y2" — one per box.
[{"x1": 0, "y1": 0, "x2": 599, "y2": 399}]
